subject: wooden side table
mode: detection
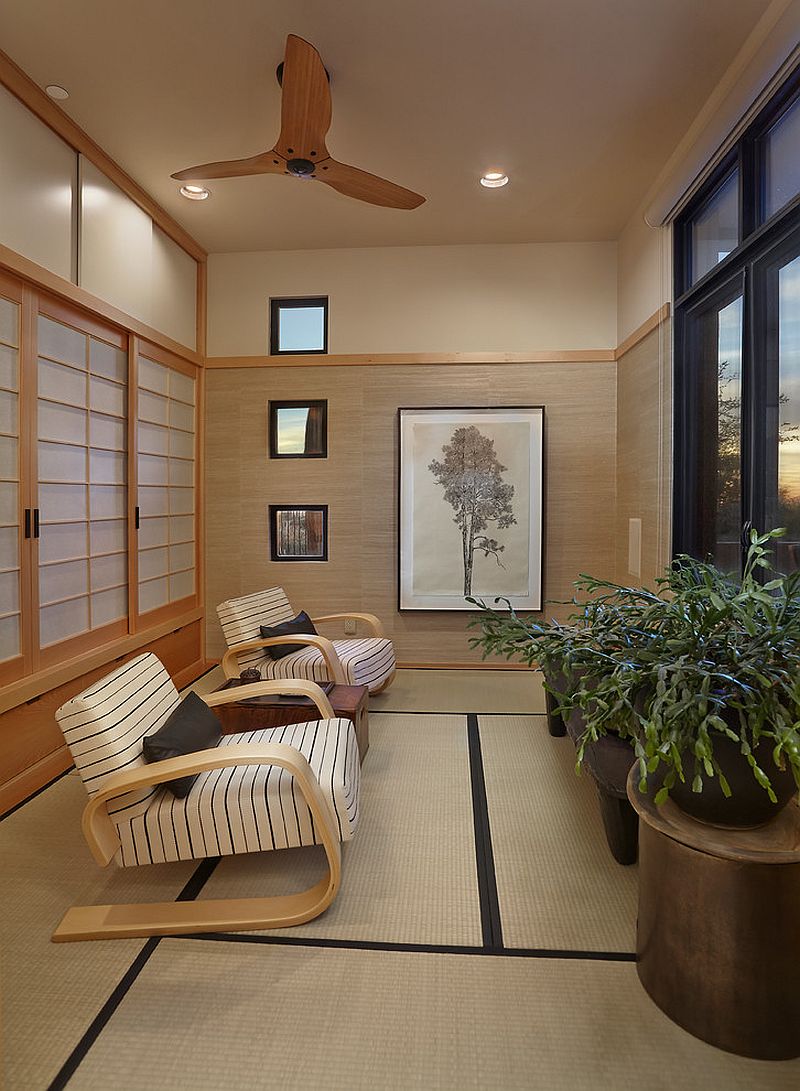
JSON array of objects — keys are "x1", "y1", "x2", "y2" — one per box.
[
  {"x1": 627, "y1": 770, "x2": 800, "y2": 1060},
  {"x1": 212, "y1": 680, "x2": 369, "y2": 763}
]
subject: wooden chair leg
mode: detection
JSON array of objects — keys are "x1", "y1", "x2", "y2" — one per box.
[
  {"x1": 596, "y1": 786, "x2": 638, "y2": 865},
  {"x1": 545, "y1": 690, "x2": 567, "y2": 737}
]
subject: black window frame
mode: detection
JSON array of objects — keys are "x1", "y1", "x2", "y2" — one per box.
[
  {"x1": 268, "y1": 399, "x2": 328, "y2": 459},
  {"x1": 268, "y1": 504, "x2": 329, "y2": 562},
  {"x1": 269, "y1": 296, "x2": 329, "y2": 356},
  {"x1": 673, "y1": 67, "x2": 800, "y2": 564}
]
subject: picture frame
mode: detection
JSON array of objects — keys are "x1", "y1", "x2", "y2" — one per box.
[
  {"x1": 269, "y1": 504, "x2": 328, "y2": 562},
  {"x1": 268, "y1": 399, "x2": 328, "y2": 459},
  {"x1": 398, "y1": 406, "x2": 544, "y2": 611}
]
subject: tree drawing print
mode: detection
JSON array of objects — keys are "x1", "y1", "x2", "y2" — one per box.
[{"x1": 428, "y1": 425, "x2": 516, "y2": 596}]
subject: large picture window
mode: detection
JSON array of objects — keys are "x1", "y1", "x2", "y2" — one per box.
[{"x1": 674, "y1": 70, "x2": 800, "y2": 572}]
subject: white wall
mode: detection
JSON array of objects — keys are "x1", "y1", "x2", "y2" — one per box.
[
  {"x1": 617, "y1": 212, "x2": 671, "y2": 342},
  {"x1": 207, "y1": 242, "x2": 618, "y2": 357},
  {"x1": 0, "y1": 84, "x2": 76, "y2": 281}
]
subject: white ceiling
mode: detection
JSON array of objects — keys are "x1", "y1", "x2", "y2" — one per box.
[{"x1": 0, "y1": 0, "x2": 773, "y2": 253}]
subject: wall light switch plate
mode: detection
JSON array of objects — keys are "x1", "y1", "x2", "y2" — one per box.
[
  {"x1": 628, "y1": 518, "x2": 642, "y2": 580},
  {"x1": 344, "y1": 618, "x2": 357, "y2": 635}
]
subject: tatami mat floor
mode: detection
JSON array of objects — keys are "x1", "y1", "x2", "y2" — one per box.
[{"x1": 2, "y1": 667, "x2": 798, "y2": 1089}]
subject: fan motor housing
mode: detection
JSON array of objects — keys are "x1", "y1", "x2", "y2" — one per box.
[{"x1": 287, "y1": 158, "x2": 317, "y2": 178}]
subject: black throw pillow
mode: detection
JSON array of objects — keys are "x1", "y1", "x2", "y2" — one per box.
[
  {"x1": 260, "y1": 610, "x2": 318, "y2": 659},
  {"x1": 142, "y1": 691, "x2": 223, "y2": 798}
]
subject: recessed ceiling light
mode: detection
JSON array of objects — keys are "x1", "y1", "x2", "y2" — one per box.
[
  {"x1": 179, "y1": 184, "x2": 210, "y2": 201},
  {"x1": 480, "y1": 171, "x2": 509, "y2": 189},
  {"x1": 45, "y1": 84, "x2": 69, "y2": 100}
]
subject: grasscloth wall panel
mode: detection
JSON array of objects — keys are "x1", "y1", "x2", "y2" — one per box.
[
  {"x1": 615, "y1": 322, "x2": 672, "y2": 587},
  {"x1": 205, "y1": 362, "x2": 617, "y2": 664}
]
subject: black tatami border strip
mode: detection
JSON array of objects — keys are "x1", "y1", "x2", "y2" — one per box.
[
  {"x1": 374, "y1": 709, "x2": 545, "y2": 717},
  {"x1": 467, "y1": 712, "x2": 504, "y2": 950},
  {"x1": 170, "y1": 931, "x2": 635, "y2": 963},
  {"x1": 47, "y1": 858, "x2": 220, "y2": 1091}
]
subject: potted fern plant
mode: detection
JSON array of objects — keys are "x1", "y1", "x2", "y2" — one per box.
[{"x1": 470, "y1": 528, "x2": 800, "y2": 829}]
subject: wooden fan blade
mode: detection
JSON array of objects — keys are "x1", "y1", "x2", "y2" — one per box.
[
  {"x1": 172, "y1": 152, "x2": 285, "y2": 181},
  {"x1": 318, "y1": 160, "x2": 425, "y2": 210},
  {"x1": 275, "y1": 34, "x2": 331, "y2": 160}
]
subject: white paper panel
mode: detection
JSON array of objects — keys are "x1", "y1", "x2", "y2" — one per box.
[
  {"x1": 91, "y1": 586, "x2": 127, "y2": 626},
  {"x1": 90, "y1": 340, "x2": 127, "y2": 383},
  {"x1": 138, "y1": 546, "x2": 168, "y2": 581},
  {"x1": 90, "y1": 375, "x2": 125, "y2": 417},
  {"x1": 40, "y1": 596, "x2": 89, "y2": 646},
  {"x1": 0, "y1": 569, "x2": 20, "y2": 614},
  {"x1": 0, "y1": 344, "x2": 18, "y2": 390},
  {"x1": 138, "y1": 516, "x2": 168, "y2": 549},
  {"x1": 169, "y1": 569, "x2": 194, "y2": 600},
  {"x1": 0, "y1": 389, "x2": 19, "y2": 436},
  {"x1": 0, "y1": 298, "x2": 19, "y2": 348},
  {"x1": 38, "y1": 315, "x2": 86, "y2": 368},
  {"x1": 169, "y1": 515, "x2": 194, "y2": 543},
  {"x1": 168, "y1": 368, "x2": 195, "y2": 405},
  {"x1": 168, "y1": 458, "x2": 193, "y2": 486},
  {"x1": 0, "y1": 525, "x2": 18, "y2": 568},
  {"x1": 138, "y1": 357, "x2": 169, "y2": 395},
  {"x1": 150, "y1": 226, "x2": 197, "y2": 350},
  {"x1": 138, "y1": 453, "x2": 169, "y2": 486},
  {"x1": 40, "y1": 558, "x2": 88, "y2": 606},
  {"x1": 0, "y1": 481, "x2": 17, "y2": 525},
  {"x1": 169, "y1": 400, "x2": 194, "y2": 432},
  {"x1": 139, "y1": 389, "x2": 169, "y2": 426},
  {"x1": 138, "y1": 576, "x2": 168, "y2": 613},
  {"x1": 38, "y1": 399, "x2": 85, "y2": 444},
  {"x1": 38, "y1": 521, "x2": 87, "y2": 564},
  {"x1": 90, "y1": 411, "x2": 125, "y2": 451},
  {"x1": 0, "y1": 435, "x2": 17, "y2": 479},
  {"x1": 0, "y1": 613, "x2": 20, "y2": 662},
  {"x1": 138, "y1": 421, "x2": 169, "y2": 456},
  {"x1": 170, "y1": 486, "x2": 193, "y2": 516},
  {"x1": 90, "y1": 518, "x2": 126, "y2": 556},
  {"x1": 168, "y1": 428, "x2": 194, "y2": 459},
  {"x1": 90, "y1": 551, "x2": 126, "y2": 591},
  {"x1": 39, "y1": 482, "x2": 87, "y2": 522},
  {"x1": 90, "y1": 449, "x2": 125, "y2": 485},
  {"x1": 0, "y1": 86, "x2": 75, "y2": 281},
  {"x1": 39, "y1": 358, "x2": 87, "y2": 407},
  {"x1": 38, "y1": 441, "x2": 85, "y2": 483},
  {"x1": 138, "y1": 485, "x2": 169, "y2": 517},
  {"x1": 90, "y1": 484, "x2": 125, "y2": 519},
  {"x1": 169, "y1": 542, "x2": 194, "y2": 573}
]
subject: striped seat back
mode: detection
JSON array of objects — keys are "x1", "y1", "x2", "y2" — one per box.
[
  {"x1": 216, "y1": 587, "x2": 295, "y2": 671},
  {"x1": 55, "y1": 653, "x2": 180, "y2": 809}
]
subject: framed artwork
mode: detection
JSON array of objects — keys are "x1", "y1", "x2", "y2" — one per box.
[
  {"x1": 269, "y1": 505, "x2": 328, "y2": 562},
  {"x1": 398, "y1": 407, "x2": 544, "y2": 611},
  {"x1": 269, "y1": 400, "x2": 327, "y2": 459}
]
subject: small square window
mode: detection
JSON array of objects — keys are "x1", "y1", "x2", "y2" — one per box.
[
  {"x1": 269, "y1": 505, "x2": 328, "y2": 561},
  {"x1": 269, "y1": 297, "x2": 328, "y2": 355},
  {"x1": 269, "y1": 400, "x2": 327, "y2": 458}
]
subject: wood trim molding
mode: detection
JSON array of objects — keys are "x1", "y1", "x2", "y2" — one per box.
[
  {"x1": 0, "y1": 606, "x2": 204, "y2": 715},
  {"x1": 0, "y1": 244, "x2": 202, "y2": 366},
  {"x1": 0, "y1": 47, "x2": 205, "y2": 263},
  {"x1": 206, "y1": 349, "x2": 617, "y2": 369},
  {"x1": 615, "y1": 304, "x2": 671, "y2": 360}
]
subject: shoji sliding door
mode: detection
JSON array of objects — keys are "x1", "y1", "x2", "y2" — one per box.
[
  {"x1": 0, "y1": 274, "x2": 26, "y2": 684},
  {"x1": 135, "y1": 343, "x2": 198, "y2": 622},
  {"x1": 35, "y1": 302, "x2": 129, "y2": 666}
]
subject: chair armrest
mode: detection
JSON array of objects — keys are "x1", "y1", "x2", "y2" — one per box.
[
  {"x1": 83, "y1": 742, "x2": 339, "y2": 868},
  {"x1": 312, "y1": 612, "x2": 386, "y2": 638},
  {"x1": 220, "y1": 634, "x2": 346, "y2": 684},
  {"x1": 203, "y1": 679, "x2": 335, "y2": 720}
]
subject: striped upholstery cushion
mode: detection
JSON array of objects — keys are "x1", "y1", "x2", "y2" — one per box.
[
  {"x1": 112, "y1": 718, "x2": 360, "y2": 867},
  {"x1": 259, "y1": 638, "x2": 395, "y2": 692},
  {"x1": 217, "y1": 587, "x2": 395, "y2": 692},
  {"x1": 56, "y1": 653, "x2": 179, "y2": 815}
]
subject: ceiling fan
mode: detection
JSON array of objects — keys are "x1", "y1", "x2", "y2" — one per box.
[{"x1": 172, "y1": 34, "x2": 425, "y2": 210}]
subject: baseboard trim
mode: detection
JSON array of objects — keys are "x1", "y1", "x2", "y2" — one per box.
[{"x1": 0, "y1": 745, "x2": 72, "y2": 817}]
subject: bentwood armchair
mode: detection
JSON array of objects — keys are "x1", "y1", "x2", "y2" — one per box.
[
  {"x1": 217, "y1": 587, "x2": 396, "y2": 694},
  {"x1": 52, "y1": 652, "x2": 360, "y2": 942}
]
